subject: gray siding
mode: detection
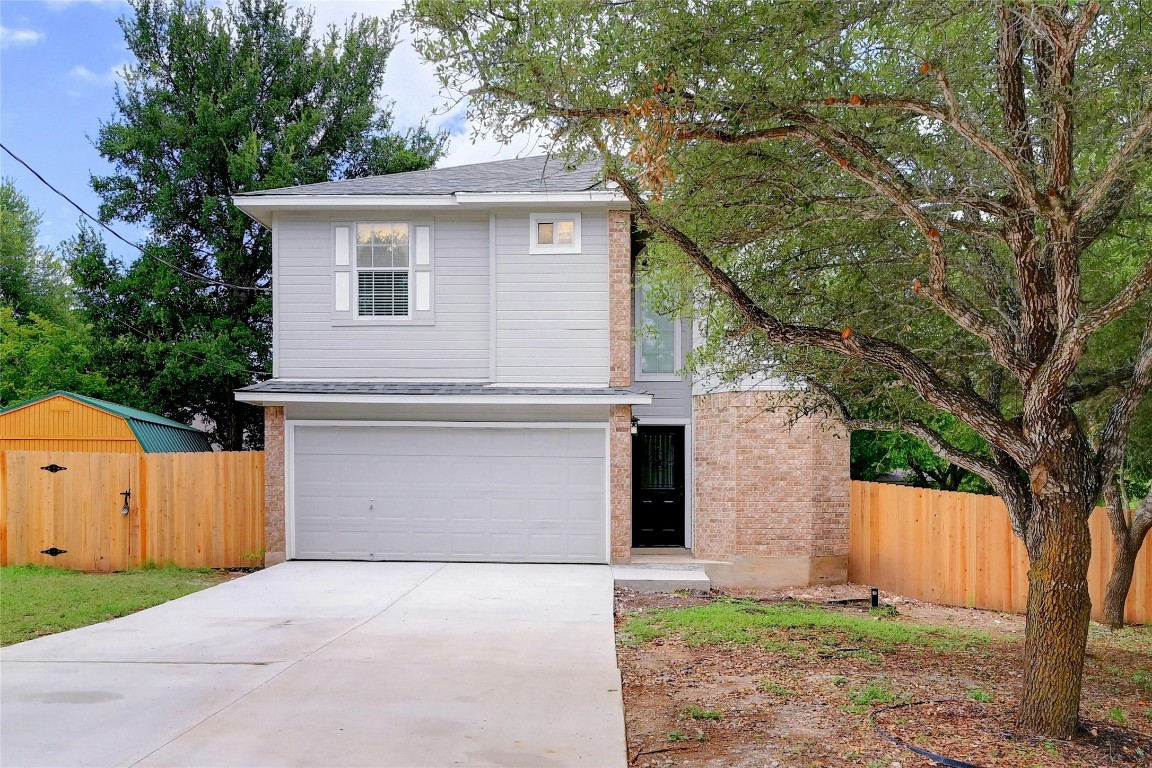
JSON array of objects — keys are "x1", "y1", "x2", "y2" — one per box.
[
  {"x1": 632, "y1": 378, "x2": 692, "y2": 421},
  {"x1": 275, "y1": 211, "x2": 490, "y2": 379},
  {"x1": 633, "y1": 319, "x2": 693, "y2": 421},
  {"x1": 494, "y1": 211, "x2": 610, "y2": 385}
]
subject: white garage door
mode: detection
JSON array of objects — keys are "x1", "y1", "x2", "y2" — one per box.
[{"x1": 291, "y1": 425, "x2": 607, "y2": 563}]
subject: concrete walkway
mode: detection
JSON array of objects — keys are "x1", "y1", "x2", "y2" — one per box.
[{"x1": 1, "y1": 562, "x2": 626, "y2": 768}]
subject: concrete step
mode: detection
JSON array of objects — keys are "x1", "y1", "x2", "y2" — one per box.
[{"x1": 612, "y1": 564, "x2": 711, "y2": 593}]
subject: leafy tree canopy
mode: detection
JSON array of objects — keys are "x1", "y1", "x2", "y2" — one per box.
[
  {"x1": 0, "y1": 179, "x2": 74, "y2": 327},
  {"x1": 409, "y1": 0, "x2": 1152, "y2": 737}
]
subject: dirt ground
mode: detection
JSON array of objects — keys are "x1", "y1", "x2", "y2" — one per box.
[{"x1": 615, "y1": 586, "x2": 1152, "y2": 768}]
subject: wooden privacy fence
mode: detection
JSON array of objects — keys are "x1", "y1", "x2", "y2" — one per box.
[
  {"x1": 849, "y1": 480, "x2": 1151, "y2": 624},
  {"x1": 0, "y1": 450, "x2": 264, "y2": 571}
]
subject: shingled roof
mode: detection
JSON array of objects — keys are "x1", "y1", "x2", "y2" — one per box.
[{"x1": 236, "y1": 156, "x2": 604, "y2": 198}]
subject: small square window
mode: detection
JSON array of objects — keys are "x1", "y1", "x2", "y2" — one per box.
[{"x1": 529, "y1": 213, "x2": 581, "y2": 254}]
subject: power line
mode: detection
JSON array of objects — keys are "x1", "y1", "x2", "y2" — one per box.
[{"x1": 1, "y1": 142, "x2": 271, "y2": 294}]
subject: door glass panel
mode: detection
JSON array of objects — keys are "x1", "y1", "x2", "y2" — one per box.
[{"x1": 641, "y1": 432, "x2": 677, "y2": 490}]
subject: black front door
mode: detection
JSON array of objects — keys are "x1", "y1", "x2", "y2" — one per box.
[{"x1": 632, "y1": 426, "x2": 686, "y2": 547}]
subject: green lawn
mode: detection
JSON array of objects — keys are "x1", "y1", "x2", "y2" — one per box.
[
  {"x1": 0, "y1": 564, "x2": 230, "y2": 646},
  {"x1": 620, "y1": 598, "x2": 990, "y2": 653}
]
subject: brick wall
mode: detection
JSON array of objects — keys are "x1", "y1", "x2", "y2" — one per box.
[
  {"x1": 607, "y1": 209, "x2": 633, "y2": 562},
  {"x1": 692, "y1": 391, "x2": 849, "y2": 562},
  {"x1": 610, "y1": 404, "x2": 633, "y2": 562},
  {"x1": 263, "y1": 405, "x2": 286, "y2": 566},
  {"x1": 608, "y1": 209, "x2": 633, "y2": 389}
]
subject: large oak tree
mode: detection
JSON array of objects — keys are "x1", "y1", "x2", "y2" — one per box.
[{"x1": 410, "y1": 0, "x2": 1152, "y2": 738}]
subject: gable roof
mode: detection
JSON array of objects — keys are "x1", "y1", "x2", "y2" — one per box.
[
  {"x1": 236, "y1": 155, "x2": 604, "y2": 198},
  {"x1": 0, "y1": 391, "x2": 214, "y2": 453}
]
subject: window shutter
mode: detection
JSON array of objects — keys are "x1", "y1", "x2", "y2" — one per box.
[
  {"x1": 412, "y1": 224, "x2": 433, "y2": 318},
  {"x1": 333, "y1": 224, "x2": 352, "y2": 316}
]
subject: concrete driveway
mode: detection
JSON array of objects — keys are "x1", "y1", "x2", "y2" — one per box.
[{"x1": 0, "y1": 562, "x2": 626, "y2": 768}]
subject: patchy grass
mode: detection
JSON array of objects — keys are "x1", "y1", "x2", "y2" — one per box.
[
  {"x1": 761, "y1": 679, "x2": 793, "y2": 697},
  {"x1": 844, "y1": 683, "x2": 904, "y2": 713},
  {"x1": 617, "y1": 590, "x2": 1151, "y2": 768},
  {"x1": 0, "y1": 564, "x2": 229, "y2": 646},
  {"x1": 620, "y1": 598, "x2": 989, "y2": 654},
  {"x1": 682, "y1": 705, "x2": 722, "y2": 721}
]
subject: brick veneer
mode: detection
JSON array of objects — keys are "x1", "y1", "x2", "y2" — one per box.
[
  {"x1": 608, "y1": 209, "x2": 633, "y2": 389},
  {"x1": 607, "y1": 209, "x2": 633, "y2": 562},
  {"x1": 609, "y1": 404, "x2": 634, "y2": 562},
  {"x1": 264, "y1": 405, "x2": 287, "y2": 566},
  {"x1": 693, "y1": 391, "x2": 850, "y2": 583}
]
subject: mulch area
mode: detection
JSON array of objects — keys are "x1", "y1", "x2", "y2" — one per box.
[{"x1": 615, "y1": 587, "x2": 1152, "y2": 768}]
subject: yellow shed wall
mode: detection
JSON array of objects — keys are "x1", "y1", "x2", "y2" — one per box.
[{"x1": 0, "y1": 396, "x2": 142, "y2": 453}]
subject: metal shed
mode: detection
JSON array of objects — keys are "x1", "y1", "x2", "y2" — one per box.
[{"x1": 0, "y1": 391, "x2": 213, "y2": 453}]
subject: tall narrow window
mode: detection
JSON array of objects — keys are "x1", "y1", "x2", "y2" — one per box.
[
  {"x1": 638, "y1": 283, "x2": 678, "y2": 376},
  {"x1": 356, "y1": 223, "x2": 409, "y2": 317}
]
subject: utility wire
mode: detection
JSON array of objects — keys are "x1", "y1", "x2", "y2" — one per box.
[{"x1": 1, "y1": 142, "x2": 271, "y2": 294}]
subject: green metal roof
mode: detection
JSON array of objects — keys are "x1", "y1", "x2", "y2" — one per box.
[{"x1": 0, "y1": 390, "x2": 214, "y2": 453}]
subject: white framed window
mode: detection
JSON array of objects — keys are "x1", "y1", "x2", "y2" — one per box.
[
  {"x1": 356, "y1": 222, "x2": 410, "y2": 317},
  {"x1": 529, "y1": 212, "x2": 581, "y2": 254},
  {"x1": 635, "y1": 281, "x2": 681, "y2": 380},
  {"x1": 332, "y1": 222, "x2": 433, "y2": 323}
]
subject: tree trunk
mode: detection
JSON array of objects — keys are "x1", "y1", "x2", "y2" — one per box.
[
  {"x1": 1102, "y1": 544, "x2": 1137, "y2": 628},
  {"x1": 1103, "y1": 482, "x2": 1152, "y2": 629},
  {"x1": 1017, "y1": 499, "x2": 1093, "y2": 739}
]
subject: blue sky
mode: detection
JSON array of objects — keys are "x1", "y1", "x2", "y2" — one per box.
[{"x1": 0, "y1": 0, "x2": 539, "y2": 262}]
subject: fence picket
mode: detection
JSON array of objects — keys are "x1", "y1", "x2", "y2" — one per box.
[
  {"x1": 849, "y1": 480, "x2": 1150, "y2": 624},
  {"x1": 1, "y1": 450, "x2": 264, "y2": 570}
]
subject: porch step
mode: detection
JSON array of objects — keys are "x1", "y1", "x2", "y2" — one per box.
[{"x1": 612, "y1": 563, "x2": 711, "y2": 593}]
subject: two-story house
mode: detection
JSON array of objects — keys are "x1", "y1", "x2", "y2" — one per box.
[{"x1": 233, "y1": 156, "x2": 850, "y2": 588}]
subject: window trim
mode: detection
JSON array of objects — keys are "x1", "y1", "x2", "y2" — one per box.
[
  {"x1": 529, "y1": 212, "x2": 581, "y2": 254},
  {"x1": 634, "y1": 282, "x2": 683, "y2": 381},
  {"x1": 354, "y1": 221, "x2": 413, "y2": 320},
  {"x1": 332, "y1": 220, "x2": 435, "y2": 326}
]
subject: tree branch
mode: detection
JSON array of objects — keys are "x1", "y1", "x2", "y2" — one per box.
[
  {"x1": 1097, "y1": 312, "x2": 1152, "y2": 481},
  {"x1": 604, "y1": 166, "x2": 1031, "y2": 462},
  {"x1": 805, "y1": 378, "x2": 1021, "y2": 502},
  {"x1": 1078, "y1": 258, "x2": 1152, "y2": 336}
]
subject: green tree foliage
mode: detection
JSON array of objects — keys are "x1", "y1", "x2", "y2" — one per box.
[
  {"x1": 410, "y1": 0, "x2": 1152, "y2": 737},
  {"x1": 75, "y1": 0, "x2": 446, "y2": 448},
  {"x1": 851, "y1": 418, "x2": 993, "y2": 494},
  {"x1": 0, "y1": 307, "x2": 109, "y2": 407},
  {"x1": 0, "y1": 179, "x2": 73, "y2": 326},
  {"x1": 0, "y1": 181, "x2": 108, "y2": 407}
]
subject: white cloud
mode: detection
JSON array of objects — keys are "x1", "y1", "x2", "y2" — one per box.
[
  {"x1": 68, "y1": 63, "x2": 128, "y2": 85},
  {"x1": 0, "y1": 26, "x2": 45, "y2": 49}
]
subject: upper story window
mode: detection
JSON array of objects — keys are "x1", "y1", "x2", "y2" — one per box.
[
  {"x1": 357, "y1": 223, "x2": 409, "y2": 316},
  {"x1": 530, "y1": 212, "x2": 581, "y2": 254},
  {"x1": 636, "y1": 281, "x2": 681, "y2": 379},
  {"x1": 332, "y1": 221, "x2": 433, "y2": 323}
]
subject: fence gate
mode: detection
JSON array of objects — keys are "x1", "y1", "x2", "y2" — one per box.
[{"x1": 1, "y1": 450, "x2": 264, "y2": 571}]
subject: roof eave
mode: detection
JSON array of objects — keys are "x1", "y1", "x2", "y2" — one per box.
[
  {"x1": 234, "y1": 391, "x2": 652, "y2": 407},
  {"x1": 232, "y1": 190, "x2": 630, "y2": 227}
]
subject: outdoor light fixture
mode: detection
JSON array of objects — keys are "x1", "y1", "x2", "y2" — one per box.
[
  {"x1": 630, "y1": 417, "x2": 639, "y2": 435},
  {"x1": 120, "y1": 489, "x2": 131, "y2": 516}
]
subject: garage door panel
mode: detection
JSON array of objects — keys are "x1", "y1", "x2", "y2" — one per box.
[{"x1": 293, "y1": 425, "x2": 607, "y2": 563}]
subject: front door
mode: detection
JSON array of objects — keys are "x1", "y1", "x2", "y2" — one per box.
[{"x1": 632, "y1": 426, "x2": 686, "y2": 547}]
